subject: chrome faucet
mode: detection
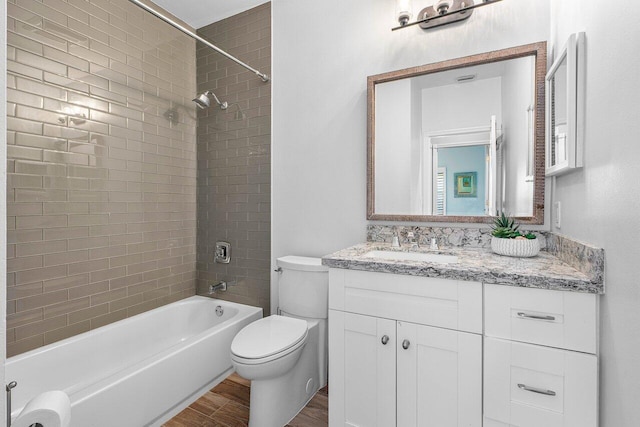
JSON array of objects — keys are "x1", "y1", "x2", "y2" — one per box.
[
  {"x1": 407, "y1": 232, "x2": 419, "y2": 250},
  {"x1": 209, "y1": 281, "x2": 227, "y2": 294}
]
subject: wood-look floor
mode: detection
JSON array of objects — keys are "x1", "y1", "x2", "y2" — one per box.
[{"x1": 163, "y1": 373, "x2": 328, "y2": 427}]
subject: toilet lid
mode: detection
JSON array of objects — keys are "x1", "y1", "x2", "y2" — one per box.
[{"x1": 231, "y1": 315, "x2": 308, "y2": 360}]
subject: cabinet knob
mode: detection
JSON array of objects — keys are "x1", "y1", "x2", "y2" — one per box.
[
  {"x1": 402, "y1": 339, "x2": 410, "y2": 350},
  {"x1": 381, "y1": 335, "x2": 389, "y2": 345}
]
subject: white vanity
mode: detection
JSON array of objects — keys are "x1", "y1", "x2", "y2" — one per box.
[
  {"x1": 342, "y1": 35, "x2": 601, "y2": 426},
  {"x1": 324, "y1": 241, "x2": 602, "y2": 427}
]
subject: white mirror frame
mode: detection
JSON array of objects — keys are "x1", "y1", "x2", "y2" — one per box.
[{"x1": 545, "y1": 32, "x2": 586, "y2": 176}]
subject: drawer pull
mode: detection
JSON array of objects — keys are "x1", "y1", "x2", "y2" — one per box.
[
  {"x1": 402, "y1": 339, "x2": 410, "y2": 350},
  {"x1": 517, "y1": 312, "x2": 556, "y2": 321},
  {"x1": 381, "y1": 335, "x2": 389, "y2": 345},
  {"x1": 517, "y1": 383, "x2": 557, "y2": 396}
]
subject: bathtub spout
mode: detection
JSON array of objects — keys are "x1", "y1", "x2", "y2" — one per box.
[{"x1": 209, "y1": 281, "x2": 227, "y2": 294}]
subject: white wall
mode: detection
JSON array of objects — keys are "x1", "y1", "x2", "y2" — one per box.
[
  {"x1": 422, "y1": 77, "x2": 502, "y2": 134},
  {"x1": 271, "y1": 0, "x2": 549, "y2": 312},
  {"x1": 501, "y1": 57, "x2": 534, "y2": 216},
  {"x1": 375, "y1": 79, "x2": 414, "y2": 214},
  {"x1": 550, "y1": 1, "x2": 640, "y2": 425}
]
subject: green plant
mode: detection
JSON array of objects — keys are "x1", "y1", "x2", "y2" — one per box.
[{"x1": 491, "y1": 212, "x2": 536, "y2": 239}]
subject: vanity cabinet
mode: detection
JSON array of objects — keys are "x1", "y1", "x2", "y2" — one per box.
[
  {"x1": 329, "y1": 311, "x2": 396, "y2": 427},
  {"x1": 328, "y1": 269, "x2": 483, "y2": 427},
  {"x1": 483, "y1": 284, "x2": 598, "y2": 427},
  {"x1": 396, "y1": 321, "x2": 481, "y2": 427},
  {"x1": 484, "y1": 338, "x2": 597, "y2": 427},
  {"x1": 328, "y1": 270, "x2": 599, "y2": 427}
]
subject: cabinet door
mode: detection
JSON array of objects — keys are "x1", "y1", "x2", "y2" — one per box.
[
  {"x1": 396, "y1": 322, "x2": 482, "y2": 427},
  {"x1": 484, "y1": 337, "x2": 597, "y2": 427},
  {"x1": 329, "y1": 310, "x2": 396, "y2": 427}
]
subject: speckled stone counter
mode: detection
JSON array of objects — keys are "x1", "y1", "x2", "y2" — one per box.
[{"x1": 322, "y1": 242, "x2": 604, "y2": 294}]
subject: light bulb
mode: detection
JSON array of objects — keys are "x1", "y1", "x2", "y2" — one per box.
[
  {"x1": 434, "y1": 0, "x2": 453, "y2": 15},
  {"x1": 396, "y1": 0, "x2": 413, "y2": 26}
]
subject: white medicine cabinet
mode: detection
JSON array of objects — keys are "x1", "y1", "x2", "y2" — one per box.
[{"x1": 545, "y1": 32, "x2": 586, "y2": 176}]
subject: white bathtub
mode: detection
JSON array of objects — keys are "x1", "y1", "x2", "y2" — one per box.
[{"x1": 5, "y1": 296, "x2": 262, "y2": 427}]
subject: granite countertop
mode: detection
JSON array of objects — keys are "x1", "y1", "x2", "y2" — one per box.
[{"x1": 322, "y1": 242, "x2": 604, "y2": 294}]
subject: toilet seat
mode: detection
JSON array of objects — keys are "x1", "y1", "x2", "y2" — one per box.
[{"x1": 231, "y1": 315, "x2": 308, "y2": 365}]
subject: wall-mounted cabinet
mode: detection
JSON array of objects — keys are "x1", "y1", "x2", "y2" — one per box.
[{"x1": 546, "y1": 32, "x2": 586, "y2": 176}]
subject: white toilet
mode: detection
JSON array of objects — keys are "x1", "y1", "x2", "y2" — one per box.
[{"x1": 230, "y1": 256, "x2": 329, "y2": 427}]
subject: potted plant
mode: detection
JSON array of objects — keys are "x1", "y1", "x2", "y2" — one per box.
[{"x1": 490, "y1": 212, "x2": 540, "y2": 257}]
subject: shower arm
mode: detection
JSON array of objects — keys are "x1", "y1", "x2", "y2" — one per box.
[
  {"x1": 206, "y1": 91, "x2": 228, "y2": 109},
  {"x1": 128, "y1": 0, "x2": 270, "y2": 83}
]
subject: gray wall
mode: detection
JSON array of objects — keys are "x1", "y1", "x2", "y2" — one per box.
[
  {"x1": 196, "y1": 3, "x2": 271, "y2": 316},
  {"x1": 5, "y1": 0, "x2": 197, "y2": 356}
]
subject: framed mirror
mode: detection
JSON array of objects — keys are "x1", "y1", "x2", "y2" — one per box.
[
  {"x1": 545, "y1": 32, "x2": 585, "y2": 176},
  {"x1": 367, "y1": 42, "x2": 546, "y2": 224}
]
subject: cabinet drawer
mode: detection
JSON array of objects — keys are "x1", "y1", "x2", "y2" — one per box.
[
  {"x1": 484, "y1": 338, "x2": 597, "y2": 427},
  {"x1": 329, "y1": 268, "x2": 482, "y2": 334},
  {"x1": 485, "y1": 284, "x2": 597, "y2": 353}
]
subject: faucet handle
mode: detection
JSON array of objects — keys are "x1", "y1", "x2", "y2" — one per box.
[
  {"x1": 430, "y1": 237, "x2": 438, "y2": 250},
  {"x1": 407, "y1": 231, "x2": 419, "y2": 248}
]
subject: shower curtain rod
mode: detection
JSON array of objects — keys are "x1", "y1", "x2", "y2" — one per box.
[{"x1": 128, "y1": 0, "x2": 270, "y2": 82}]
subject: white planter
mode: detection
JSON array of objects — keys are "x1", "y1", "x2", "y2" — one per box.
[{"x1": 491, "y1": 236, "x2": 540, "y2": 257}]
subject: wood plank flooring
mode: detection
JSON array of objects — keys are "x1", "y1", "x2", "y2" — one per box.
[{"x1": 163, "y1": 373, "x2": 328, "y2": 427}]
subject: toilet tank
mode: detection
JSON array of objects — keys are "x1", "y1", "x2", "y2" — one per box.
[{"x1": 277, "y1": 256, "x2": 329, "y2": 319}]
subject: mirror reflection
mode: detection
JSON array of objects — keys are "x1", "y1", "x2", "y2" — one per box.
[
  {"x1": 374, "y1": 56, "x2": 535, "y2": 218},
  {"x1": 550, "y1": 55, "x2": 568, "y2": 167}
]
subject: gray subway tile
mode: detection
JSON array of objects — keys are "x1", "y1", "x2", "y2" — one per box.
[{"x1": 7, "y1": 0, "x2": 199, "y2": 355}]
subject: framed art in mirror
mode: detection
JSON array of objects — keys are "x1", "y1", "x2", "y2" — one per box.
[
  {"x1": 367, "y1": 42, "x2": 547, "y2": 224},
  {"x1": 545, "y1": 32, "x2": 586, "y2": 176}
]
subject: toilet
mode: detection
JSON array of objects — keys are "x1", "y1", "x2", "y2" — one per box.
[{"x1": 230, "y1": 256, "x2": 329, "y2": 427}]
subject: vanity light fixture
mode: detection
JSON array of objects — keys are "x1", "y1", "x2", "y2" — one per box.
[{"x1": 394, "y1": 0, "x2": 503, "y2": 31}]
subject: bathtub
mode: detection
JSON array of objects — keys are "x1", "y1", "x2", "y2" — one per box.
[{"x1": 5, "y1": 296, "x2": 262, "y2": 427}]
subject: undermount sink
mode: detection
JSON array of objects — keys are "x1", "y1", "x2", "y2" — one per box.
[{"x1": 362, "y1": 250, "x2": 459, "y2": 264}]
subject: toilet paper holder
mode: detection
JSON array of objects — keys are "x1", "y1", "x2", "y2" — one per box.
[{"x1": 6, "y1": 381, "x2": 17, "y2": 427}]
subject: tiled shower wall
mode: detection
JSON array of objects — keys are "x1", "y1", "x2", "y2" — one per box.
[
  {"x1": 196, "y1": 4, "x2": 271, "y2": 316},
  {"x1": 6, "y1": 0, "x2": 197, "y2": 356}
]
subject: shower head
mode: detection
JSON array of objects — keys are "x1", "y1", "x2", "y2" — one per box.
[
  {"x1": 193, "y1": 94, "x2": 210, "y2": 109},
  {"x1": 193, "y1": 91, "x2": 228, "y2": 110}
]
